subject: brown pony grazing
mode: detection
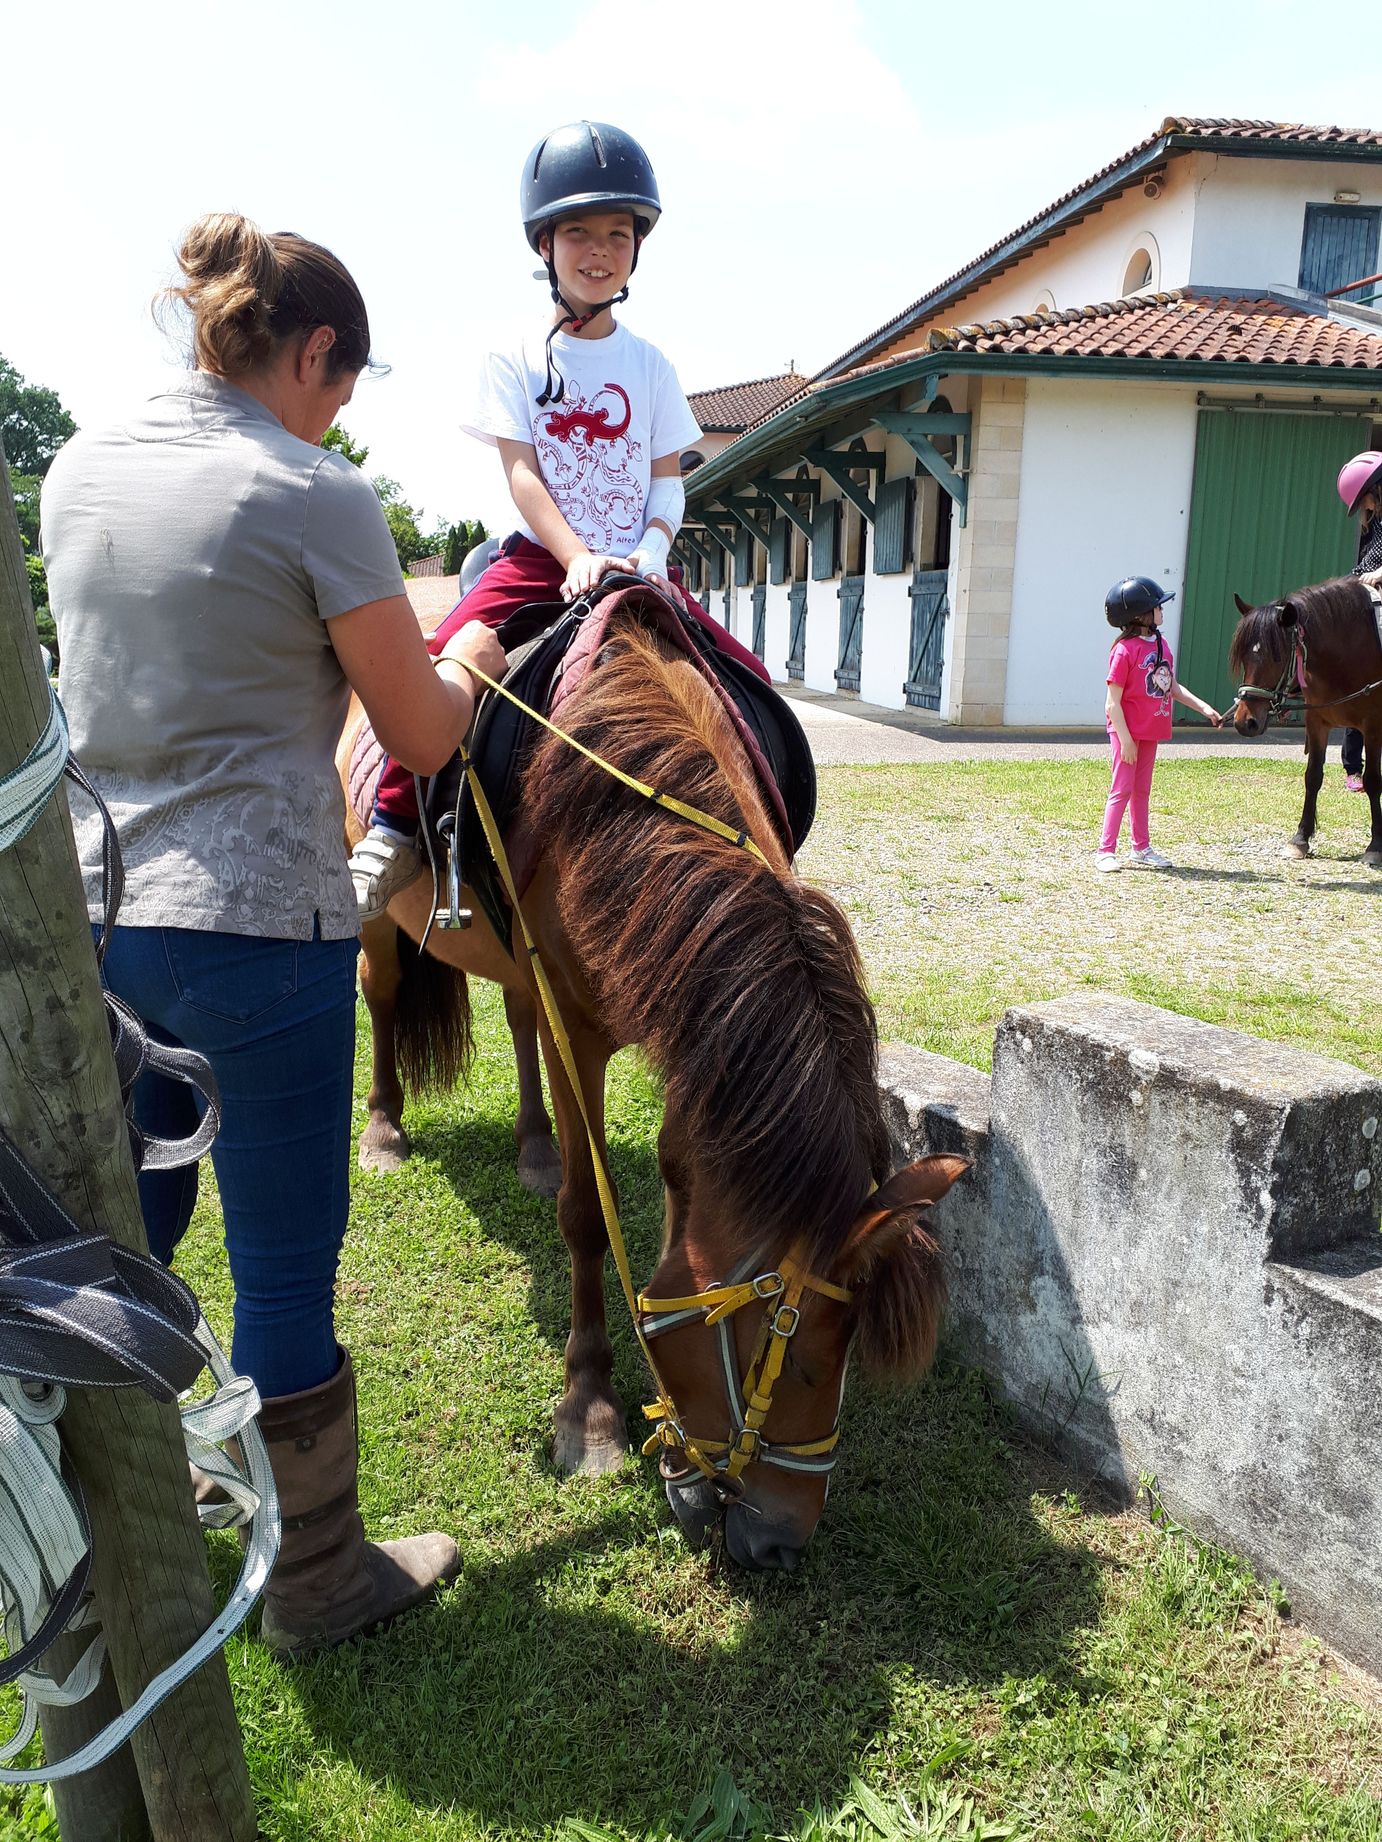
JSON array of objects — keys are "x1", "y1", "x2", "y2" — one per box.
[
  {"x1": 1229, "y1": 578, "x2": 1382, "y2": 867},
  {"x1": 340, "y1": 583, "x2": 963, "y2": 1568}
]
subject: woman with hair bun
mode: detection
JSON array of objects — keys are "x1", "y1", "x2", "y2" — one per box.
[{"x1": 41, "y1": 213, "x2": 505, "y2": 1656}]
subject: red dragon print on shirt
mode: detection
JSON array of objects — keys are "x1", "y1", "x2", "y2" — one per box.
[{"x1": 536, "y1": 382, "x2": 644, "y2": 553}]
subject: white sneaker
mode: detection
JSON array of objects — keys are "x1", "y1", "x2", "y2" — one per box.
[
  {"x1": 1130, "y1": 847, "x2": 1172, "y2": 871},
  {"x1": 349, "y1": 828, "x2": 423, "y2": 921},
  {"x1": 1094, "y1": 852, "x2": 1121, "y2": 873}
]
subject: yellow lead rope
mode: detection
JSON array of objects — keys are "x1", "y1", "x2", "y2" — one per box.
[
  {"x1": 461, "y1": 663, "x2": 772, "y2": 868},
  {"x1": 456, "y1": 733, "x2": 731, "y2": 1482},
  {"x1": 453, "y1": 662, "x2": 842, "y2": 1486}
]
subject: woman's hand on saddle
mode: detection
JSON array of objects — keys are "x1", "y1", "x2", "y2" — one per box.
[
  {"x1": 436, "y1": 622, "x2": 509, "y2": 696},
  {"x1": 562, "y1": 549, "x2": 634, "y2": 601}
]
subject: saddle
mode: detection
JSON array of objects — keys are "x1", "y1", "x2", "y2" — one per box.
[{"x1": 424, "y1": 578, "x2": 816, "y2": 950}]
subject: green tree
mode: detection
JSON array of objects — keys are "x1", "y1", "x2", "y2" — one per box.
[
  {"x1": 322, "y1": 423, "x2": 368, "y2": 467},
  {"x1": 0, "y1": 356, "x2": 76, "y2": 475},
  {"x1": 1, "y1": 355, "x2": 76, "y2": 661},
  {"x1": 371, "y1": 475, "x2": 433, "y2": 572}
]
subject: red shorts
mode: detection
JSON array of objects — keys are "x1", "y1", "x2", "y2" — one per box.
[{"x1": 374, "y1": 535, "x2": 769, "y2": 822}]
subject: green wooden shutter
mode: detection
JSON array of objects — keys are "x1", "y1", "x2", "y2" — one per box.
[
  {"x1": 734, "y1": 526, "x2": 753, "y2": 587},
  {"x1": 811, "y1": 500, "x2": 840, "y2": 581},
  {"x1": 709, "y1": 543, "x2": 725, "y2": 590},
  {"x1": 1179, "y1": 409, "x2": 1368, "y2": 719},
  {"x1": 873, "y1": 476, "x2": 914, "y2": 575},
  {"x1": 769, "y1": 516, "x2": 790, "y2": 586}
]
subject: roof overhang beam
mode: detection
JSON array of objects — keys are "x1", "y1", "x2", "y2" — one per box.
[
  {"x1": 802, "y1": 442, "x2": 886, "y2": 524},
  {"x1": 752, "y1": 472, "x2": 820, "y2": 538}
]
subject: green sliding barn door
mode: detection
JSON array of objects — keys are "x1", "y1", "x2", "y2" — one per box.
[{"x1": 1178, "y1": 409, "x2": 1368, "y2": 720}]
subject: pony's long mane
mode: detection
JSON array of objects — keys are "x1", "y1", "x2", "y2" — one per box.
[
  {"x1": 1229, "y1": 576, "x2": 1369, "y2": 675},
  {"x1": 521, "y1": 611, "x2": 890, "y2": 1269}
]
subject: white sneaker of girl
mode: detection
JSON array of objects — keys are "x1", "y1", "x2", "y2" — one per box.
[
  {"x1": 1094, "y1": 852, "x2": 1121, "y2": 873},
  {"x1": 1130, "y1": 846, "x2": 1172, "y2": 870}
]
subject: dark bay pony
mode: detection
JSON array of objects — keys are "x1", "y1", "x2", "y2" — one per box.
[
  {"x1": 1229, "y1": 576, "x2": 1382, "y2": 866},
  {"x1": 339, "y1": 584, "x2": 963, "y2": 1567}
]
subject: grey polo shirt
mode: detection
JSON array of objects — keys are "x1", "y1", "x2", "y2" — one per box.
[{"x1": 43, "y1": 373, "x2": 405, "y2": 940}]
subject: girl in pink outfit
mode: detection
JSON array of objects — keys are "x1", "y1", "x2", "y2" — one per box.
[{"x1": 1097, "y1": 576, "x2": 1222, "y2": 872}]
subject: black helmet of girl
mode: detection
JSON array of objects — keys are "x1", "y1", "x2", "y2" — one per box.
[
  {"x1": 520, "y1": 121, "x2": 662, "y2": 406},
  {"x1": 1105, "y1": 576, "x2": 1175, "y2": 629}
]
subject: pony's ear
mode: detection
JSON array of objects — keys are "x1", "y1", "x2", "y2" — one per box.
[
  {"x1": 842, "y1": 1155, "x2": 968, "y2": 1380},
  {"x1": 842, "y1": 1154, "x2": 970, "y2": 1278},
  {"x1": 1233, "y1": 593, "x2": 1252, "y2": 615},
  {"x1": 1277, "y1": 599, "x2": 1299, "y2": 629}
]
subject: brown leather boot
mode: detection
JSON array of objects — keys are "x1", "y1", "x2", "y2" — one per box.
[{"x1": 256, "y1": 1347, "x2": 459, "y2": 1657}]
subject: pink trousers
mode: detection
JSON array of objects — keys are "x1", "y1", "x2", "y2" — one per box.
[{"x1": 1099, "y1": 735, "x2": 1157, "y2": 853}]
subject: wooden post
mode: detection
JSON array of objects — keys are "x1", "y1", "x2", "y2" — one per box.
[{"x1": 0, "y1": 453, "x2": 257, "y2": 1838}]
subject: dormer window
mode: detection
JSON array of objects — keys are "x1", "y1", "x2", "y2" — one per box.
[
  {"x1": 1299, "y1": 203, "x2": 1380, "y2": 299},
  {"x1": 1122, "y1": 249, "x2": 1154, "y2": 295}
]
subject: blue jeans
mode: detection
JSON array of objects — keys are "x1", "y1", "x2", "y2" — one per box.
[{"x1": 98, "y1": 925, "x2": 359, "y2": 1398}]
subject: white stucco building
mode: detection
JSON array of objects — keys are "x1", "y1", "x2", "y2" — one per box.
[{"x1": 678, "y1": 117, "x2": 1382, "y2": 725}]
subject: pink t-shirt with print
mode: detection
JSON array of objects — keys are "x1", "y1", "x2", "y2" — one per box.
[{"x1": 1107, "y1": 633, "x2": 1174, "y2": 741}]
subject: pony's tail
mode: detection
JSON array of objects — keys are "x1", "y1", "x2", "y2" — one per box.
[{"x1": 394, "y1": 930, "x2": 473, "y2": 1094}]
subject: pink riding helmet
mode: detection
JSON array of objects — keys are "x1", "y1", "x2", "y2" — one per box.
[{"x1": 1337, "y1": 450, "x2": 1382, "y2": 514}]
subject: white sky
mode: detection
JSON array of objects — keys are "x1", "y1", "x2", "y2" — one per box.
[{"x1": 5, "y1": 0, "x2": 1376, "y2": 536}]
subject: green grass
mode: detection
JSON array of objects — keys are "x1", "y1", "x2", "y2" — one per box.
[{"x1": 3, "y1": 758, "x2": 1380, "y2": 1840}]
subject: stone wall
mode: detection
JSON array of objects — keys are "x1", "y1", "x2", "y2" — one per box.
[
  {"x1": 881, "y1": 994, "x2": 1382, "y2": 1674},
  {"x1": 947, "y1": 377, "x2": 1024, "y2": 725}
]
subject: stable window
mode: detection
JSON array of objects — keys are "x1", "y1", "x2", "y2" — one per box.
[{"x1": 1299, "y1": 203, "x2": 1381, "y2": 298}]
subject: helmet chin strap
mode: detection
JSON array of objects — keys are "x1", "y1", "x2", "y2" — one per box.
[{"x1": 535, "y1": 238, "x2": 641, "y2": 408}]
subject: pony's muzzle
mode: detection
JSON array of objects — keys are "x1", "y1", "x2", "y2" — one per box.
[{"x1": 661, "y1": 1463, "x2": 720, "y2": 1550}]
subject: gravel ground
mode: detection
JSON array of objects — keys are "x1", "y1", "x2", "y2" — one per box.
[{"x1": 781, "y1": 683, "x2": 1303, "y2": 766}]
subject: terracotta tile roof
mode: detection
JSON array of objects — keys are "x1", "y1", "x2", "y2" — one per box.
[
  {"x1": 817, "y1": 116, "x2": 1382, "y2": 380},
  {"x1": 686, "y1": 293, "x2": 1382, "y2": 490},
  {"x1": 687, "y1": 372, "x2": 808, "y2": 432},
  {"x1": 919, "y1": 290, "x2": 1382, "y2": 369}
]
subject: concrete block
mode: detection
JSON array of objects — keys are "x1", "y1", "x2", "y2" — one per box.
[
  {"x1": 881, "y1": 995, "x2": 1382, "y2": 1674},
  {"x1": 977, "y1": 401, "x2": 1026, "y2": 430},
  {"x1": 972, "y1": 566, "x2": 1016, "y2": 596},
  {"x1": 962, "y1": 590, "x2": 1013, "y2": 619},
  {"x1": 982, "y1": 423, "x2": 1025, "y2": 452}
]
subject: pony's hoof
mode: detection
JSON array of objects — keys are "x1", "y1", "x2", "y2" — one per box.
[
  {"x1": 552, "y1": 1427, "x2": 629, "y2": 1477},
  {"x1": 1364, "y1": 851, "x2": 1382, "y2": 870},
  {"x1": 1279, "y1": 840, "x2": 1310, "y2": 861},
  {"x1": 517, "y1": 1139, "x2": 563, "y2": 1199},
  {"x1": 358, "y1": 1125, "x2": 411, "y2": 1173}
]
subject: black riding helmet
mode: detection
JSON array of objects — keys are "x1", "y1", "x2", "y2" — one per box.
[
  {"x1": 521, "y1": 121, "x2": 662, "y2": 406},
  {"x1": 521, "y1": 120, "x2": 661, "y2": 251},
  {"x1": 1105, "y1": 576, "x2": 1175, "y2": 629}
]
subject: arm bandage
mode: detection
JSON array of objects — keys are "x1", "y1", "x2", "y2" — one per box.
[{"x1": 644, "y1": 475, "x2": 685, "y2": 540}]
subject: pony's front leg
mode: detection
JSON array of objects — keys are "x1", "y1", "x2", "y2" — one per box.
[
  {"x1": 1284, "y1": 723, "x2": 1327, "y2": 858},
  {"x1": 503, "y1": 985, "x2": 562, "y2": 1198},
  {"x1": 357, "y1": 916, "x2": 411, "y2": 1172},
  {"x1": 1363, "y1": 730, "x2": 1382, "y2": 868},
  {"x1": 538, "y1": 1020, "x2": 628, "y2": 1475}
]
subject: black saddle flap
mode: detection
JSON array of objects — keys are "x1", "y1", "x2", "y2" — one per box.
[{"x1": 424, "y1": 594, "x2": 817, "y2": 952}]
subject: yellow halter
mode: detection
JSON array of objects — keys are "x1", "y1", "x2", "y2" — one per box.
[{"x1": 638, "y1": 1252, "x2": 853, "y2": 1485}]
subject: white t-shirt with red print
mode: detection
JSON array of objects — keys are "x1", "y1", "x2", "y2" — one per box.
[{"x1": 462, "y1": 322, "x2": 702, "y2": 558}]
